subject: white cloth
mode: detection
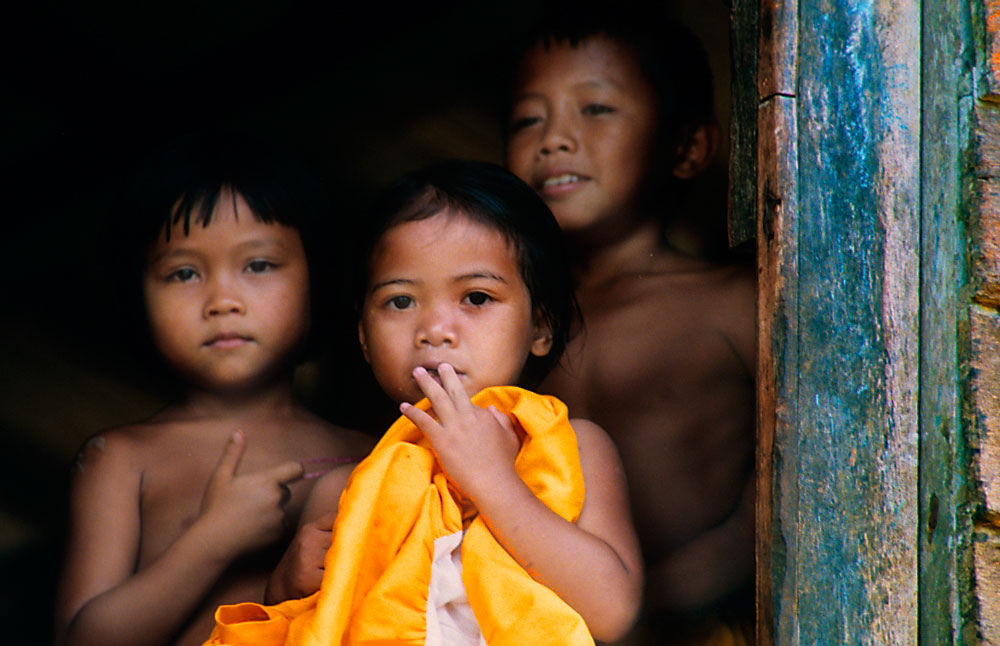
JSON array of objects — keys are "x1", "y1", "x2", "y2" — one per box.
[{"x1": 425, "y1": 530, "x2": 487, "y2": 646}]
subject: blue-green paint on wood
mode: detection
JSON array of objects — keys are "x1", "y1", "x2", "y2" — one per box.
[{"x1": 782, "y1": 2, "x2": 919, "y2": 643}]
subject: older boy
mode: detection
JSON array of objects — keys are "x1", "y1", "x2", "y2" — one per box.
[{"x1": 506, "y1": 11, "x2": 756, "y2": 644}]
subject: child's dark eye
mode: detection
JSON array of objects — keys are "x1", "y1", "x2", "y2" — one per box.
[
  {"x1": 582, "y1": 103, "x2": 615, "y2": 116},
  {"x1": 387, "y1": 295, "x2": 414, "y2": 310},
  {"x1": 166, "y1": 267, "x2": 198, "y2": 283},
  {"x1": 509, "y1": 115, "x2": 541, "y2": 132},
  {"x1": 246, "y1": 260, "x2": 276, "y2": 274},
  {"x1": 464, "y1": 291, "x2": 492, "y2": 306}
]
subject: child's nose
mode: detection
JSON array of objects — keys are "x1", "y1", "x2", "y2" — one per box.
[
  {"x1": 539, "y1": 112, "x2": 577, "y2": 156},
  {"x1": 203, "y1": 278, "x2": 246, "y2": 318},
  {"x1": 415, "y1": 305, "x2": 456, "y2": 347}
]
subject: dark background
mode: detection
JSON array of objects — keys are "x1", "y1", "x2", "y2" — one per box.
[{"x1": 0, "y1": 1, "x2": 731, "y2": 640}]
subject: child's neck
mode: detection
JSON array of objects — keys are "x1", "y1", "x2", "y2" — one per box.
[
  {"x1": 175, "y1": 379, "x2": 299, "y2": 421},
  {"x1": 575, "y1": 218, "x2": 693, "y2": 290}
]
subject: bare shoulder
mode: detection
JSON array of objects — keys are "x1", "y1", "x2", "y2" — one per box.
[
  {"x1": 300, "y1": 462, "x2": 357, "y2": 525},
  {"x1": 70, "y1": 421, "x2": 157, "y2": 485},
  {"x1": 568, "y1": 418, "x2": 625, "y2": 476}
]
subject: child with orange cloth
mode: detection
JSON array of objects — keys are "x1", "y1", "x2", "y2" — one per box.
[
  {"x1": 55, "y1": 134, "x2": 375, "y2": 646},
  {"x1": 205, "y1": 160, "x2": 643, "y2": 645}
]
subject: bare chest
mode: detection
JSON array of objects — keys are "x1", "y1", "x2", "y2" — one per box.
[{"x1": 134, "y1": 440, "x2": 314, "y2": 567}]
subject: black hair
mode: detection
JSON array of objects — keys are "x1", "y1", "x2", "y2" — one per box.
[
  {"x1": 355, "y1": 160, "x2": 580, "y2": 388},
  {"x1": 509, "y1": 3, "x2": 714, "y2": 138},
  {"x1": 117, "y1": 131, "x2": 334, "y2": 366}
]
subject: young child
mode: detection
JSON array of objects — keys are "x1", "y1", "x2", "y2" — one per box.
[
  {"x1": 505, "y1": 8, "x2": 757, "y2": 645},
  {"x1": 205, "y1": 160, "x2": 643, "y2": 645},
  {"x1": 54, "y1": 135, "x2": 375, "y2": 646}
]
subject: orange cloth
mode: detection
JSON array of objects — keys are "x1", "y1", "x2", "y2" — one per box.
[{"x1": 205, "y1": 386, "x2": 594, "y2": 646}]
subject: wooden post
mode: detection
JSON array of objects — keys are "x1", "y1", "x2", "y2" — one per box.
[
  {"x1": 755, "y1": 1, "x2": 921, "y2": 642},
  {"x1": 919, "y1": 1, "x2": 979, "y2": 643}
]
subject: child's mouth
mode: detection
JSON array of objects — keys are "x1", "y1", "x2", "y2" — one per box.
[
  {"x1": 205, "y1": 334, "x2": 252, "y2": 349},
  {"x1": 539, "y1": 173, "x2": 588, "y2": 197},
  {"x1": 542, "y1": 173, "x2": 584, "y2": 188}
]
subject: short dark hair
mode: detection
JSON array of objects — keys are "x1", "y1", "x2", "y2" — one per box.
[
  {"x1": 355, "y1": 160, "x2": 580, "y2": 388},
  {"x1": 118, "y1": 131, "x2": 334, "y2": 363},
  {"x1": 509, "y1": 3, "x2": 715, "y2": 139}
]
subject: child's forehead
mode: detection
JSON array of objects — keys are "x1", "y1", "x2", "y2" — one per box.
[
  {"x1": 382, "y1": 209, "x2": 509, "y2": 250},
  {"x1": 373, "y1": 210, "x2": 521, "y2": 274},
  {"x1": 516, "y1": 34, "x2": 644, "y2": 87}
]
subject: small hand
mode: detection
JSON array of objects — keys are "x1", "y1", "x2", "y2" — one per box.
[
  {"x1": 198, "y1": 431, "x2": 304, "y2": 558},
  {"x1": 400, "y1": 364, "x2": 520, "y2": 502},
  {"x1": 265, "y1": 510, "x2": 335, "y2": 603}
]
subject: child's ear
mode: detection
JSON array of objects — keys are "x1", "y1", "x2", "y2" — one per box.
[
  {"x1": 672, "y1": 122, "x2": 719, "y2": 180},
  {"x1": 357, "y1": 321, "x2": 371, "y2": 364},
  {"x1": 530, "y1": 315, "x2": 554, "y2": 357}
]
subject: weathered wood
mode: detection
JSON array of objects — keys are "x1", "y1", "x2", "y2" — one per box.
[
  {"x1": 969, "y1": 4, "x2": 1000, "y2": 635},
  {"x1": 727, "y1": 0, "x2": 758, "y2": 246},
  {"x1": 757, "y1": 0, "x2": 796, "y2": 100},
  {"x1": 754, "y1": 0, "x2": 798, "y2": 637},
  {"x1": 758, "y1": 1, "x2": 921, "y2": 643},
  {"x1": 756, "y1": 91, "x2": 797, "y2": 646},
  {"x1": 918, "y1": 3, "x2": 977, "y2": 644},
  {"x1": 968, "y1": 299, "x2": 1000, "y2": 643},
  {"x1": 983, "y1": 0, "x2": 1000, "y2": 96},
  {"x1": 970, "y1": 103, "x2": 1000, "y2": 306},
  {"x1": 974, "y1": 538, "x2": 1000, "y2": 644}
]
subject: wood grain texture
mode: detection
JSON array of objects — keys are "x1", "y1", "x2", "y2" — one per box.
[
  {"x1": 757, "y1": 0, "x2": 796, "y2": 100},
  {"x1": 759, "y1": 0, "x2": 920, "y2": 642},
  {"x1": 728, "y1": 0, "x2": 758, "y2": 246},
  {"x1": 756, "y1": 92, "x2": 798, "y2": 646},
  {"x1": 919, "y1": 2, "x2": 977, "y2": 644},
  {"x1": 970, "y1": 6, "x2": 1000, "y2": 636},
  {"x1": 984, "y1": 0, "x2": 1000, "y2": 95}
]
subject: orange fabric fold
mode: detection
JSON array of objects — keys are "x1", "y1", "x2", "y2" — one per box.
[{"x1": 205, "y1": 386, "x2": 594, "y2": 646}]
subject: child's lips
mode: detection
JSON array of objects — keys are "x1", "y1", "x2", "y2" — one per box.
[
  {"x1": 537, "y1": 172, "x2": 589, "y2": 197},
  {"x1": 204, "y1": 333, "x2": 253, "y2": 349}
]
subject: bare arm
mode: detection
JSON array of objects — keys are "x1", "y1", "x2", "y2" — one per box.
[
  {"x1": 55, "y1": 431, "x2": 303, "y2": 646},
  {"x1": 401, "y1": 365, "x2": 644, "y2": 642},
  {"x1": 264, "y1": 464, "x2": 354, "y2": 604}
]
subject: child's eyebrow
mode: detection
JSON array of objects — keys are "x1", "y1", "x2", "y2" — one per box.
[
  {"x1": 454, "y1": 271, "x2": 508, "y2": 284},
  {"x1": 370, "y1": 278, "x2": 417, "y2": 293},
  {"x1": 515, "y1": 78, "x2": 624, "y2": 102},
  {"x1": 232, "y1": 238, "x2": 290, "y2": 253},
  {"x1": 147, "y1": 247, "x2": 199, "y2": 265}
]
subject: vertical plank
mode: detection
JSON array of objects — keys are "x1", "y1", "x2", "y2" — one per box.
[
  {"x1": 755, "y1": 0, "x2": 799, "y2": 643},
  {"x1": 918, "y1": 0, "x2": 978, "y2": 646},
  {"x1": 919, "y1": 2, "x2": 977, "y2": 644},
  {"x1": 756, "y1": 92, "x2": 797, "y2": 646},
  {"x1": 727, "y1": 0, "x2": 758, "y2": 246},
  {"x1": 780, "y1": 0, "x2": 919, "y2": 642},
  {"x1": 917, "y1": 2, "x2": 971, "y2": 646}
]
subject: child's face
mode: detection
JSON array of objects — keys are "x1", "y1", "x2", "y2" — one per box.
[
  {"x1": 506, "y1": 35, "x2": 659, "y2": 238},
  {"x1": 143, "y1": 191, "x2": 310, "y2": 392},
  {"x1": 358, "y1": 210, "x2": 553, "y2": 404}
]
